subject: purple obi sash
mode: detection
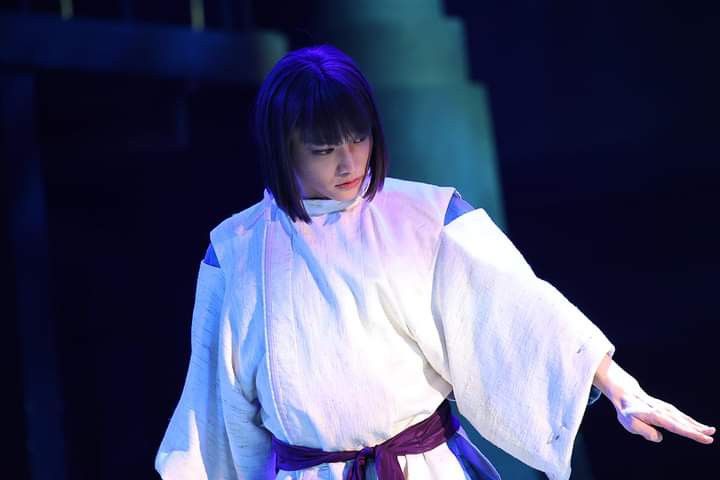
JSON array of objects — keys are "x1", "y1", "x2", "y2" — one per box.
[{"x1": 271, "y1": 400, "x2": 501, "y2": 480}]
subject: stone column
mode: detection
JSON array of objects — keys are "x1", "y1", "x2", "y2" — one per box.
[
  {"x1": 2, "y1": 73, "x2": 67, "y2": 480},
  {"x1": 310, "y1": 0, "x2": 506, "y2": 227}
]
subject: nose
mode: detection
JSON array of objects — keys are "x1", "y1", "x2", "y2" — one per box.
[{"x1": 335, "y1": 144, "x2": 356, "y2": 176}]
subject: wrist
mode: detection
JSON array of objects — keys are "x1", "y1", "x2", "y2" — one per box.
[{"x1": 593, "y1": 355, "x2": 640, "y2": 407}]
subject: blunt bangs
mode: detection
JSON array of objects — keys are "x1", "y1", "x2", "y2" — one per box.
[
  {"x1": 296, "y1": 75, "x2": 373, "y2": 148},
  {"x1": 253, "y1": 45, "x2": 389, "y2": 223}
]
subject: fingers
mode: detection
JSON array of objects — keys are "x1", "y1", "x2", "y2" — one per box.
[
  {"x1": 645, "y1": 396, "x2": 716, "y2": 438},
  {"x1": 633, "y1": 409, "x2": 714, "y2": 444},
  {"x1": 615, "y1": 389, "x2": 715, "y2": 444},
  {"x1": 671, "y1": 408, "x2": 715, "y2": 435},
  {"x1": 671, "y1": 407, "x2": 715, "y2": 434},
  {"x1": 620, "y1": 414, "x2": 663, "y2": 443}
]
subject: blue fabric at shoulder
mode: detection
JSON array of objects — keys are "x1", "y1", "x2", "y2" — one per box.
[
  {"x1": 444, "y1": 191, "x2": 475, "y2": 226},
  {"x1": 203, "y1": 243, "x2": 220, "y2": 267}
]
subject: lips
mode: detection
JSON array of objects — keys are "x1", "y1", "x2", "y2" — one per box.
[{"x1": 336, "y1": 177, "x2": 361, "y2": 188}]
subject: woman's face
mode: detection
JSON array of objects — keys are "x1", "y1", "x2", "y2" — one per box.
[{"x1": 291, "y1": 130, "x2": 372, "y2": 201}]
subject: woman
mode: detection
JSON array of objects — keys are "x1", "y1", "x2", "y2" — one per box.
[{"x1": 155, "y1": 45, "x2": 714, "y2": 480}]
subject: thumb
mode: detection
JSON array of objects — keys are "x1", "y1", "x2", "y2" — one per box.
[{"x1": 620, "y1": 414, "x2": 664, "y2": 443}]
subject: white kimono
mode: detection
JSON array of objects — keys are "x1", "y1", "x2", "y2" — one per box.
[{"x1": 155, "y1": 177, "x2": 614, "y2": 480}]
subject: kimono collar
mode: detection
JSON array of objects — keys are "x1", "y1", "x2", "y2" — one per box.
[
  {"x1": 302, "y1": 174, "x2": 371, "y2": 216},
  {"x1": 263, "y1": 175, "x2": 371, "y2": 217}
]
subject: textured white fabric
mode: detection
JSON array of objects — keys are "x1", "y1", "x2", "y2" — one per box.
[
  {"x1": 155, "y1": 261, "x2": 275, "y2": 479},
  {"x1": 155, "y1": 177, "x2": 614, "y2": 480},
  {"x1": 424, "y1": 209, "x2": 615, "y2": 479}
]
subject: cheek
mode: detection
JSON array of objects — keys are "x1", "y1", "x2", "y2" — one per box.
[
  {"x1": 302, "y1": 159, "x2": 334, "y2": 183},
  {"x1": 295, "y1": 162, "x2": 320, "y2": 190},
  {"x1": 295, "y1": 151, "x2": 320, "y2": 176},
  {"x1": 357, "y1": 143, "x2": 369, "y2": 162}
]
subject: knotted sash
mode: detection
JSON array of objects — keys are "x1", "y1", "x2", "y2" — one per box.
[{"x1": 271, "y1": 400, "x2": 500, "y2": 479}]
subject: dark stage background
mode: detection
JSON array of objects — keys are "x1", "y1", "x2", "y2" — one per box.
[{"x1": 3, "y1": 1, "x2": 718, "y2": 479}]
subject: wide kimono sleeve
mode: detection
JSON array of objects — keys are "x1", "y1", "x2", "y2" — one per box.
[
  {"x1": 155, "y1": 260, "x2": 274, "y2": 479},
  {"x1": 423, "y1": 208, "x2": 614, "y2": 480}
]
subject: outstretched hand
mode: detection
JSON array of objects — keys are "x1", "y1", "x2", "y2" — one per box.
[
  {"x1": 593, "y1": 355, "x2": 715, "y2": 444},
  {"x1": 613, "y1": 385, "x2": 715, "y2": 444}
]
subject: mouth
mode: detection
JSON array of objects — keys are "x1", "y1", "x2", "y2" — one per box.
[{"x1": 336, "y1": 176, "x2": 362, "y2": 188}]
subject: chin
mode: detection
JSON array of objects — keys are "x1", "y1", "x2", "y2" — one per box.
[{"x1": 334, "y1": 189, "x2": 360, "y2": 201}]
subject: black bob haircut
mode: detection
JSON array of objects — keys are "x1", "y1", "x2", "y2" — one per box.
[{"x1": 253, "y1": 44, "x2": 389, "y2": 223}]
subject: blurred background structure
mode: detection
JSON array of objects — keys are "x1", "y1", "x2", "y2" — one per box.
[{"x1": 2, "y1": 1, "x2": 718, "y2": 479}]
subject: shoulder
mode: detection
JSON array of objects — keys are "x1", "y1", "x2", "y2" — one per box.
[
  {"x1": 376, "y1": 177, "x2": 458, "y2": 220},
  {"x1": 209, "y1": 197, "x2": 266, "y2": 245},
  {"x1": 206, "y1": 196, "x2": 268, "y2": 270},
  {"x1": 380, "y1": 177, "x2": 457, "y2": 199}
]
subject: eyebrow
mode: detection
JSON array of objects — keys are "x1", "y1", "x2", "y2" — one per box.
[{"x1": 303, "y1": 132, "x2": 370, "y2": 147}]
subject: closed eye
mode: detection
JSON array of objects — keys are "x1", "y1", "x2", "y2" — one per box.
[
  {"x1": 311, "y1": 148, "x2": 334, "y2": 156},
  {"x1": 309, "y1": 136, "x2": 367, "y2": 155}
]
